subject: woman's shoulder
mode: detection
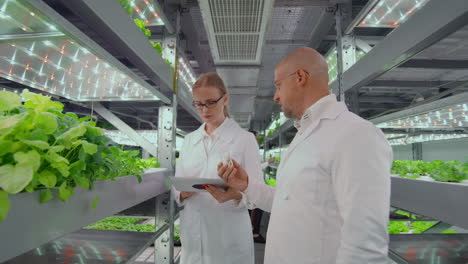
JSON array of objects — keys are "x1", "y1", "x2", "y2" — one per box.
[{"x1": 228, "y1": 120, "x2": 256, "y2": 142}]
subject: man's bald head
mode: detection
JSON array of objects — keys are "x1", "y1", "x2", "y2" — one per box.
[
  {"x1": 276, "y1": 47, "x2": 329, "y2": 89},
  {"x1": 273, "y1": 47, "x2": 331, "y2": 119}
]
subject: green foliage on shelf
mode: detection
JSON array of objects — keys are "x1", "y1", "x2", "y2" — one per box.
[
  {"x1": 275, "y1": 156, "x2": 281, "y2": 163},
  {"x1": 150, "y1": 41, "x2": 163, "y2": 56},
  {"x1": 266, "y1": 121, "x2": 281, "y2": 139},
  {"x1": 265, "y1": 177, "x2": 276, "y2": 187},
  {"x1": 118, "y1": 0, "x2": 134, "y2": 15},
  {"x1": 84, "y1": 217, "x2": 155, "y2": 232},
  {"x1": 442, "y1": 229, "x2": 458, "y2": 234},
  {"x1": 138, "y1": 157, "x2": 161, "y2": 169},
  {"x1": 388, "y1": 221, "x2": 458, "y2": 234},
  {"x1": 392, "y1": 160, "x2": 468, "y2": 183},
  {"x1": 134, "y1": 18, "x2": 152, "y2": 38},
  {"x1": 0, "y1": 91, "x2": 159, "y2": 221},
  {"x1": 84, "y1": 217, "x2": 181, "y2": 242},
  {"x1": 257, "y1": 135, "x2": 264, "y2": 146},
  {"x1": 411, "y1": 221, "x2": 436, "y2": 233},
  {"x1": 388, "y1": 221, "x2": 410, "y2": 234},
  {"x1": 174, "y1": 224, "x2": 180, "y2": 243}
]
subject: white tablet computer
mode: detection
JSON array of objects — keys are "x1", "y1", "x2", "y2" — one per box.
[{"x1": 170, "y1": 176, "x2": 228, "y2": 192}]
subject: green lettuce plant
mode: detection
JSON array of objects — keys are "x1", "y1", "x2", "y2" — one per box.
[{"x1": 0, "y1": 90, "x2": 159, "y2": 221}]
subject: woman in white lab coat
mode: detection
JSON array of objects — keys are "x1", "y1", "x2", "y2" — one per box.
[{"x1": 173, "y1": 72, "x2": 263, "y2": 264}]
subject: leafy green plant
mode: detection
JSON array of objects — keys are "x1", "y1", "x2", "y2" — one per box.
[
  {"x1": 411, "y1": 221, "x2": 436, "y2": 233},
  {"x1": 392, "y1": 160, "x2": 468, "y2": 183},
  {"x1": 138, "y1": 157, "x2": 160, "y2": 169},
  {"x1": 84, "y1": 217, "x2": 155, "y2": 232},
  {"x1": 388, "y1": 221, "x2": 410, "y2": 234},
  {"x1": 134, "y1": 19, "x2": 151, "y2": 38},
  {"x1": 118, "y1": 0, "x2": 134, "y2": 15},
  {"x1": 150, "y1": 41, "x2": 163, "y2": 56},
  {"x1": 275, "y1": 156, "x2": 281, "y2": 163},
  {"x1": 265, "y1": 177, "x2": 276, "y2": 187},
  {"x1": 174, "y1": 224, "x2": 180, "y2": 243},
  {"x1": 0, "y1": 90, "x2": 156, "y2": 221},
  {"x1": 257, "y1": 135, "x2": 264, "y2": 146}
]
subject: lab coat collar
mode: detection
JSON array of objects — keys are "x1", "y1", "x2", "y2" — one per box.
[
  {"x1": 294, "y1": 94, "x2": 346, "y2": 135},
  {"x1": 191, "y1": 117, "x2": 236, "y2": 145}
]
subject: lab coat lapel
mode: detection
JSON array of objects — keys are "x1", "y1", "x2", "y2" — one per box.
[
  {"x1": 191, "y1": 124, "x2": 208, "y2": 160},
  {"x1": 211, "y1": 119, "x2": 237, "y2": 151},
  {"x1": 278, "y1": 100, "x2": 348, "y2": 177}
]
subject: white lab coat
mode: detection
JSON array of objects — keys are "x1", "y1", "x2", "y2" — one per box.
[
  {"x1": 243, "y1": 95, "x2": 392, "y2": 264},
  {"x1": 173, "y1": 118, "x2": 262, "y2": 264}
]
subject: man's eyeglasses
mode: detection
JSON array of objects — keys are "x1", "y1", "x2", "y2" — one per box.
[
  {"x1": 192, "y1": 94, "x2": 225, "y2": 109},
  {"x1": 274, "y1": 70, "x2": 310, "y2": 90}
]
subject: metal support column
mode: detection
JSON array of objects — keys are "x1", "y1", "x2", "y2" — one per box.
[
  {"x1": 412, "y1": 143, "x2": 423, "y2": 161},
  {"x1": 334, "y1": 1, "x2": 355, "y2": 102},
  {"x1": 155, "y1": 7, "x2": 180, "y2": 263}
]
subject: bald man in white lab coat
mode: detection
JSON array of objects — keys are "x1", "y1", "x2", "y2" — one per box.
[{"x1": 213, "y1": 47, "x2": 392, "y2": 263}]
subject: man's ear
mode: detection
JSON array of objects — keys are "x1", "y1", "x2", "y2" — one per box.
[{"x1": 297, "y1": 69, "x2": 308, "y2": 87}]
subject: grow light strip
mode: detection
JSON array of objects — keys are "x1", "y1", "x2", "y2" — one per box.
[
  {"x1": 357, "y1": 0, "x2": 430, "y2": 28},
  {"x1": 177, "y1": 57, "x2": 197, "y2": 91},
  {"x1": 0, "y1": 0, "x2": 160, "y2": 101},
  {"x1": 388, "y1": 133, "x2": 468, "y2": 145},
  {"x1": 129, "y1": 0, "x2": 164, "y2": 26},
  {"x1": 376, "y1": 103, "x2": 468, "y2": 129}
]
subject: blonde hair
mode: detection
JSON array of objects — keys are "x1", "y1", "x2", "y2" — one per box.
[{"x1": 192, "y1": 72, "x2": 230, "y2": 117}]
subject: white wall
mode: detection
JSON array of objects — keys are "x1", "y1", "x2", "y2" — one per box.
[
  {"x1": 421, "y1": 138, "x2": 468, "y2": 162},
  {"x1": 391, "y1": 138, "x2": 468, "y2": 161},
  {"x1": 392, "y1": 144, "x2": 413, "y2": 160}
]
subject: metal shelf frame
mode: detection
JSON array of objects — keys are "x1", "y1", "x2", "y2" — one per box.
[
  {"x1": 0, "y1": 169, "x2": 172, "y2": 263},
  {"x1": 329, "y1": 0, "x2": 468, "y2": 95},
  {"x1": 391, "y1": 176, "x2": 468, "y2": 231},
  {"x1": 52, "y1": 0, "x2": 201, "y2": 122},
  {"x1": 264, "y1": 118, "x2": 295, "y2": 145},
  {"x1": 370, "y1": 92, "x2": 468, "y2": 125},
  {"x1": 22, "y1": 0, "x2": 170, "y2": 104}
]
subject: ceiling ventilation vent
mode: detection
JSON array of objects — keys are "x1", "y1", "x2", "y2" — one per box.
[{"x1": 199, "y1": 0, "x2": 274, "y2": 64}]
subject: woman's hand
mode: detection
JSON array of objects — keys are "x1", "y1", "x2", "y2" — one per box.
[
  {"x1": 180, "y1": 191, "x2": 195, "y2": 202},
  {"x1": 205, "y1": 186, "x2": 242, "y2": 203}
]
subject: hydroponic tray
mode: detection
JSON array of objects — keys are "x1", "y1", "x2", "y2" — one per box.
[
  {"x1": 2, "y1": 229, "x2": 157, "y2": 264},
  {"x1": 389, "y1": 234, "x2": 468, "y2": 264},
  {"x1": 0, "y1": 168, "x2": 172, "y2": 263},
  {"x1": 391, "y1": 176, "x2": 468, "y2": 230}
]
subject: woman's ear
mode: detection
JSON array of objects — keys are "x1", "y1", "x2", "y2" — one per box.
[{"x1": 224, "y1": 93, "x2": 229, "y2": 105}]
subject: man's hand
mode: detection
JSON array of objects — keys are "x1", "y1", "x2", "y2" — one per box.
[
  {"x1": 217, "y1": 159, "x2": 249, "y2": 191},
  {"x1": 205, "y1": 186, "x2": 242, "y2": 203},
  {"x1": 180, "y1": 191, "x2": 195, "y2": 202}
]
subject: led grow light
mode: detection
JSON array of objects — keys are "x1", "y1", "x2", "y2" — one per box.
[
  {"x1": 0, "y1": 0, "x2": 160, "y2": 101},
  {"x1": 376, "y1": 103, "x2": 468, "y2": 129},
  {"x1": 387, "y1": 133, "x2": 468, "y2": 146},
  {"x1": 178, "y1": 57, "x2": 197, "y2": 91},
  {"x1": 127, "y1": 0, "x2": 164, "y2": 26},
  {"x1": 357, "y1": 0, "x2": 430, "y2": 28},
  {"x1": 326, "y1": 46, "x2": 366, "y2": 84}
]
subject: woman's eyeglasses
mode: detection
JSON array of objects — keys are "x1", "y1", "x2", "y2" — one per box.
[{"x1": 192, "y1": 94, "x2": 224, "y2": 109}]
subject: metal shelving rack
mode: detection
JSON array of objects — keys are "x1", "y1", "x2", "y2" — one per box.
[
  {"x1": 260, "y1": 1, "x2": 468, "y2": 262},
  {"x1": 0, "y1": 0, "x2": 183, "y2": 263},
  {"x1": 0, "y1": 169, "x2": 172, "y2": 263}
]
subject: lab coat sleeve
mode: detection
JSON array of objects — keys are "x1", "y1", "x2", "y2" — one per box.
[
  {"x1": 172, "y1": 136, "x2": 190, "y2": 206},
  {"x1": 239, "y1": 134, "x2": 276, "y2": 212},
  {"x1": 332, "y1": 123, "x2": 392, "y2": 264}
]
